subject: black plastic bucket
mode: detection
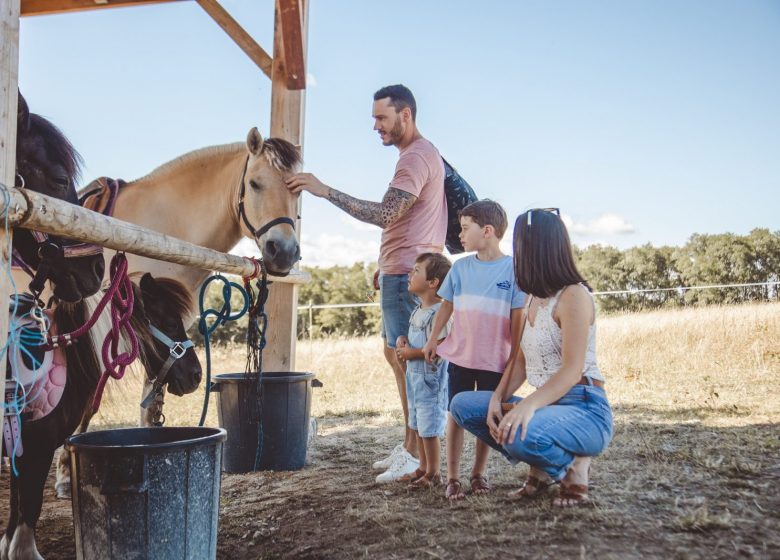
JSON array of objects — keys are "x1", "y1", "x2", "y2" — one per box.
[
  {"x1": 212, "y1": 371, "x2": 315, "y2": 473},
  {"x1": 66, "y1": 427, "x2": 226, "y2": 560}
]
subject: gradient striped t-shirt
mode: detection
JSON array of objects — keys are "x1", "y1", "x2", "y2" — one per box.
[{"x1": 436, "y1": 254, "x2": 525, "y2": 373}]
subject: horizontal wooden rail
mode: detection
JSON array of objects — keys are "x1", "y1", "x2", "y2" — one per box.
[{"x1": 3, "y1": 186, "x2": 309, "y2": 284}]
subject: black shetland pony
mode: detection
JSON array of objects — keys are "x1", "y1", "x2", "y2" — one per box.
[
  {"x1": 0, "y1": 274, "x2": 201, "y2": 560},
  {"x1": 13, "y1": 92, "x2": 104, "y2": 303}
]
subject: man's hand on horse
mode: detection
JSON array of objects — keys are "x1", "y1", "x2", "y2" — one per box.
[{"x1": 286, "y1": 173, "x2": 329, "y2": 197}]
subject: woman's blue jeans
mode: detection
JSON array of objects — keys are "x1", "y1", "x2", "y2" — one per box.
[{"x1": 450, "y1": 384, "x2": 614, "y2": 480}]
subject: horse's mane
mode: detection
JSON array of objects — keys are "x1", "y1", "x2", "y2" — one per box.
[
  {"x1": 24, "y1": 113, "x2": 83, "y2": 183},
  {"x1": 135, "y1": 137, "x2": 302, "y2": 183},
  {"x1": 129, "y1": 274, "x2": 193, "y2": 317}
]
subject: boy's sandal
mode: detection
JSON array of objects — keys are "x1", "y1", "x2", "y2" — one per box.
[
  {"x1": 553, "y1": 482, "x2": 589, "y2": 507},
  {"x1": 470, "y1": 474, "x2": 491, "y2": 495},
  {"x1": 398, "y1": 468, "x2": 425, "y2": 483},
  {"x1": 445, "y1": 478, "x2": 466, "y2": 500},
  {"x1": 408, "y1": 473, "x2": 442, "y2": 490},
  {"x1": 507, "y1": 475, "x2": 555, "y2": 501}
]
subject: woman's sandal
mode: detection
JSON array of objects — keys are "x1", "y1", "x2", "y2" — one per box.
[
  {"x1": 507, "y1": 475, "x2": 555, "y2": 501},
  {"x1": 398, "y1": 468, "x2": 425, "y2": 483},
  {"x1": 553, "y1": 481, "x2": 589, "y2": 507},
  {"x1": 470, "y1": 474, "x2": 491, "y2": 496},
  {"x1": 407, "y1": 473, "x2": 442, "y2": 490},
  {"x1": 445, "y1": 478, "x2": 466, "y2": 500}
]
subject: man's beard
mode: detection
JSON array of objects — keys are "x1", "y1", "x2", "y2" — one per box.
[{"x1": 384, "y1": 119, "x2": 404, "y2": 146}]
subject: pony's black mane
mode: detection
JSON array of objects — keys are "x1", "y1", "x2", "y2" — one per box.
[
  {"x1": 262, "y1": 137, "x2": 302, "y2": 172},
  {"x1": 21, "y1": 113, "x2": 83, "y2": 183},
  {"x1": 152, "y1": 277, "x2": 194, "y2": 317}
]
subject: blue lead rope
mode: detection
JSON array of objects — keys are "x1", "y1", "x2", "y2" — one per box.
[{"x1": 197, "y1": 274, "x2": 250, "y2": 427}]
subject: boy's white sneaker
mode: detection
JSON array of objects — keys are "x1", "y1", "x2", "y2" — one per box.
[
  {"x1": 372, "y1": 443, "x2": 404, "y2": 471},
  {"x1": 375, "y1": 450, "x2": 420, "y2": 484}
]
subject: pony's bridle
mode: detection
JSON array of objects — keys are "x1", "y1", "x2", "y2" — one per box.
[
  {"x1": 139, "y1": 324, "x2": 194, "y2": 411},
  {"x1": 236, "y1": 155, "x2": 297, "y2": 244},
  {"x1": 12, "y1": 173, "x2": 104, "y2": 301}
]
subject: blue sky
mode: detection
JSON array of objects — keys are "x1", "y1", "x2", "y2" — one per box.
[{"x1": 18, "y1": 0, "x2": 780, "y2": 267}]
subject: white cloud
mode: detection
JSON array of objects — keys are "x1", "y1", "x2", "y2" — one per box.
[
  {"x1": 339, "y1": 215, "x2": 381, "y2": 232},
  {"x1": 306, "y1": 73, "x2": 318, "y2": 87},
  {"x1": 301, "y1": 233, "x2": 380, "y2": 267},
  {"x1": 562, "y1": 213, "x2": 635, "y2": 236},
  {"x1": 231, "y1": 233, "x2": 380, "y2": 268}
]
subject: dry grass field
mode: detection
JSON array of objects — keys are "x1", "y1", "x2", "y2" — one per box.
[{"x1": 3, "y1": 302, "x2": 779, "y2": 559}]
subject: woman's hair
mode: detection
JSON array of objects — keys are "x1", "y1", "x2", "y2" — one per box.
[{"x1": 513, "y1": 210, "x2": 590, "y2": 298}]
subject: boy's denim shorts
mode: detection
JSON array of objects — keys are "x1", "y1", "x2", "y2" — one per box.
[
  {"x1": 379, "y1": 273, "x2": 417, "y2": 348},
  {"x1": 405, "y1": 360, "x2": 448, "y2": 438}
]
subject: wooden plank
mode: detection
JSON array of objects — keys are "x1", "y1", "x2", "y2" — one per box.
[
  {"x1": 195, "y1": 0, "x2": 273, "y2": 79},
  {"x1": 0, "y1": 0, "x2": 20, "y2": 478},
  {"x1": 264, "y1": 0, "x2": 307, "y2": 372},
  {"x1": 21, "y1": 0, "x2": 184, "y2": 17},
  {"x1": 4, "y1": 187, "x2": 310, "y2": 284},
  {"x1": 278, "y1": 0, "x2": 305, "y2": 90}
]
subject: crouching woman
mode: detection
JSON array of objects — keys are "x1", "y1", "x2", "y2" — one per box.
[{"x1": 449, "y1": 208, "x2": 613, "y2": 507}]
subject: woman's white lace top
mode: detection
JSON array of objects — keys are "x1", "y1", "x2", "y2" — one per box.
[{"x1": 521, "y1": 284, "x2": 605, "y2": 388}]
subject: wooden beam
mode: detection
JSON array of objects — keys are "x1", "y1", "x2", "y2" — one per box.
[
  {"x1": 21, "y1": 0, "x2": 184, "y2": 17},
  {"x1": 0, "y1": 0, "x2": 20, "y2": 478},
  {"x1": 5, "y1": 187, "x2": 310, "y2": 284},
  {"x1": 278, "y1": 0, "x2": 305, "y2": 90},
  {"x1": 264, "y1": 0, "x2": 307, "y2": 372},
  {"x1": 195, "y1": 0, "x2": 273, "y2": 80}
]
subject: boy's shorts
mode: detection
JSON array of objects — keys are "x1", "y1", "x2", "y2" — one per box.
[
  {"x1": 378, "y1": 273, "x2": 417, "y2": 348},
  {"x1": 447, "y1": 363, "x2": 502, "y2": 410},
  {"x1": 405, "y1": 361, "x2": 448, "y2": 438}
]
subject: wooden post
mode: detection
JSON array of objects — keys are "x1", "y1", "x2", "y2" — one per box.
[
  {"x1": 265, "y1": 0, "x2": 307, "y2": 372},
  {"x1": 5, "y1": 187, "x2": 310, "y2": 283},
  {"x1": 0, "y1": 0, "x2": 20, "y2": 476},
  {"x1": 308, "y1": 299, "x2": 313, "y2": 341}
]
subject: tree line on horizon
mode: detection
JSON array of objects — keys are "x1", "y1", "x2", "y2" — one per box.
[{"x1": 191, "y1": 228, "x2": 779, "y2": 343}]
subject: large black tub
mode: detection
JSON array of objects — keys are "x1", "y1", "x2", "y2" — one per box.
[
  {"x1": 66, "y1": 426, "x2": 226, "y2": 560},
  {"x1": 212, "y1": 371, "x2": 316, "y2": 473}
]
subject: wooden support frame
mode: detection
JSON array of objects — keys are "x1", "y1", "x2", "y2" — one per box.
[
  {"x1": 264, "y1": 0, "x2": 307, "y2": 371},
  {"x1": 4, "y1": 187, "x2": 309, "y2": 283},
  {"x1": 196, "y1": 0, "x2": 273, "y2": 79},
  {"x1": 7, "y1": 0, "x2": 309, "y2": 393},
  {"x1": 21, "y1": 0, "x2": 185, "y2": 17},
  {"x1": 0, "y1": 0, "x2": 21, "y2": 468}
]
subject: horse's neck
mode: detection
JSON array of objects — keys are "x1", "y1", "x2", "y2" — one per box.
[{"x1": 111, "y1": 145, "x2": 246, "y2": 293}]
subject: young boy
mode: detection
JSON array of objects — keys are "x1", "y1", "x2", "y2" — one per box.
[
  {"x1": 423, "y1": 200, "x2": 525, "y2": 500},
  {"x1": 389, "y1": 252, "x2": 452, "y2": 488}
]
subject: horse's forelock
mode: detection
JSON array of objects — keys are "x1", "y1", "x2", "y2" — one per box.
[
  {"x1": 26, "y1": 113, "x2": 83, "y2": 183},
  {"x1": 261, "y1": 137, "x2": 302, "y2": 172},
  {"x1": 149, "y1": 277, "x2": 194, "y2": 318}
]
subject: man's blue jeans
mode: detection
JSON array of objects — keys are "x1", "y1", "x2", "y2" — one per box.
[{"x1": 450, "y1": 384, "x2": 614, "y2": 480}]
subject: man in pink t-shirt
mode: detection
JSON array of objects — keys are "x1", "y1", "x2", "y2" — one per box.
[{"x1": 287, "y1": 85, "x2": 447, "y2": 481}]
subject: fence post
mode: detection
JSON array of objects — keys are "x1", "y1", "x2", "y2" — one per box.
[{"x1": 308, "y1": 300, "x2": 313, "y2": 341}]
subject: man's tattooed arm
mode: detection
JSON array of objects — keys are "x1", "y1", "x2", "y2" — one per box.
[{"x1": 326, "y1": 187, "x2": 417, "y2": 228}]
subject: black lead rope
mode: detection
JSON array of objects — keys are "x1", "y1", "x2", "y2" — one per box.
[{"x1": 244, "y1": 268, "x2": 270, "y2": 471}]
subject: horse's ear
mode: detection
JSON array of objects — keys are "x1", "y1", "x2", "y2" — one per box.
[
  {"x1": 17, "y1": 91, "x2": 30, "y2": 132},
  {"x1": 246, "y1": 127, "x2": 264, "y2": 156},
  {"x1": 139, "y1": 273, "x2": 158, "y2": 297}
]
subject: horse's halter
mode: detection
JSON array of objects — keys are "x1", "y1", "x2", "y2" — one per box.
[
  {"x1": 12, "y1": 172, "x2": 104, "y2": 301},
  {"x1": 236, "y1": 155, "x2": 297, "y2": 243},
  {"x1": 139, "y1": 324, "x2": 194, "y2": 410}
]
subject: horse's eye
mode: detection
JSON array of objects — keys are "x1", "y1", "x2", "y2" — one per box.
[
  {"x1": 249, "y1": 180, "x2": 261, "y2": 191},
  {"x1": 53, "y1": 176, "x2": 70, "y2": 189}
]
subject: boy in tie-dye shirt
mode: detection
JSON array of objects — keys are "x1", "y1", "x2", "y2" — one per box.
[{"x1": 423, "y1": 200, "x2": 525, "y2": 500}]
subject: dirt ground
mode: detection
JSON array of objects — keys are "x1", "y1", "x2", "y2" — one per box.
[
  {"x1": 3, "y1": 408, "x2": 779, "y2": 560},
  {"x1": 3, "y1": 304, "x2": 779, "y2": 559}
]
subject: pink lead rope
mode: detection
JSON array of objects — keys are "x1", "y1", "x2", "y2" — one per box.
[{"x1": 89, "y1": 253, "x2": 139, "y2": 413}]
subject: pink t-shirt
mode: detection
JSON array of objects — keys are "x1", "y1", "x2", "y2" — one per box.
[{"x1": 378, "y1": 138, "x2": 447, "y2": 274}]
